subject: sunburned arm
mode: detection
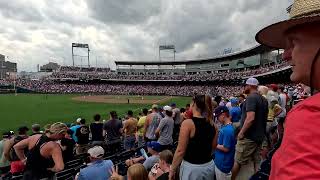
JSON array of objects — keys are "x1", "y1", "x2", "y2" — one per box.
[
  {"x1": 170, "y1": 120, "x2": 191, "y2": 172},
  {"x1": 3, "y1": 138, "x2": 14, "y2": 161},
  {"x1": 211, "y1": 124, "x2": 218, "y2": 154},
  {"x1": 48, "y1": 143, "x2": 64, "y2": 172},
  {"x1": 13, "y1": 138, "x2": 29, "y2": 161}
]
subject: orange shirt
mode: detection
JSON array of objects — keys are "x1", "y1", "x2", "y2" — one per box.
[
  {"x1": 270, "y1": 93, "x2": 320, "y2": 179},
  {"x1": 124, "y1": 118, "x2": 137, "y2": 136}
]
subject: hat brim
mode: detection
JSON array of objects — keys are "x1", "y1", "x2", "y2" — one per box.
[{"x1": 256, "y1": 14, "x2": 320, "y2": 49}]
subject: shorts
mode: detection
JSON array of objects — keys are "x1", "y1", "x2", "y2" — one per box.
[
  {"x1": 124, "y1": 135, "x2": 136, "y2": 150},
  {"x1": 215, "y1": 165, "x2": 231, "y2": 180},
  {"x1": 76, "y1": 144, "x2": 89, "y2": 155},
  {"x1": 180, "y1": 160, "x2": 215, "y2": 180},
  {"x1": 235, "y1": 138, "x2": 261, "y2": 165},
  {"x1": 10, "y1": 160, "x2": 25, "y2": 174}
]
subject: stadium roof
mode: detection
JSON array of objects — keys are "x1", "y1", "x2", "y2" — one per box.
[{"x1": 115, "y1": 45, "x2": 276, "y2": 66}]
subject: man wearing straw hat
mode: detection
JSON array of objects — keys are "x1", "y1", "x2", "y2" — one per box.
[{"x1": 255, "y1": 0, "x2": 320, "y2": 179}]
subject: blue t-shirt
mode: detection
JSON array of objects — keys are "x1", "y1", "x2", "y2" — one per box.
[
  {"x1": 214, "y1": 124, "x2": 235, "y2": 173},
  {"x1": 78, "y1": 160, "x2": 113, "y2": 180},
  {"x1": 229, "y1": 106, "x2": 241, "y2": 123},
  {"x1": 70, "y1": 125, "x2": 81, "y2": 143}
]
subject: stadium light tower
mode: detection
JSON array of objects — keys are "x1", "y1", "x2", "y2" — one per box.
[
  {"x1": 72, "y1": 43, "x2": 90, "y2": 67},
  {"x1": 159, "y1": 45, "x2": 176, "y2": 61}
]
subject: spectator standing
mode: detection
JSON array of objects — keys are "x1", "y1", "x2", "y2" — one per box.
[
  {"x1": 75, "y1": 119, "x2": 90, "y2": 155},
  {"x1": 137, "y1": 108, "x2": 148, "y2": 147},
  {"x1": 171, "y1": 103, "x2": 181, "y2": 139},
  {"x1": 229, "y1": 98, "x2": 241, "y2": 124},
  {"x1": 126, "y1": 141, "x2": 161, "y2": 171},
  {"x1": 31, "y1": 124, "x2": 42, "y2": 135},
  {"x1": 0, "y1": 131, "x2": 14, "y2": 177},
  {"x1": 155, "y1": 106, "x2": 174, "y2": 151},
  {"x1": 214, "y1": 106, "x2": 236, "y2": 180},
  {"x1": 90, "y1": 114, "x2": 104, "y2": 146},
  {"x1": 3, "y1": 126, "x2": 29, "y2": 175},
  {"x1": 14, "y1": 123, "x2": 67, "y2": 179},
  {"x1": 170, "y1": 95, "x2": 217, "y2": 180},
  {"x1": 256, "y1": 1, "x2": 320, "y2": 179},
  {"x1": 267, "y1": 98, "x2": 283, "y2": 131},
  {"x1": 123, "y1": 110, "x2": 138, "y2": 150},
  {"x1": 238, "y1": 94, "x2": 246, "y2": 110},
  {"x1": 277, "y1": 86, "x2": 287, "y2": 118},
  {"x1": 76, "y1": 146, "x2": 113, "y2": 180},
  {"x1": 103, "y1": 111, "x2": 123, "y2": 152},
  {"x1": 232, "y1": 78, "x2": 268, "y2": 180},
  {"x1": 70, "y1": 118, "x2": 81, "y2": 143},
  {"x1": 144, "y1": 105, "x2": 162, "y2": 142}
]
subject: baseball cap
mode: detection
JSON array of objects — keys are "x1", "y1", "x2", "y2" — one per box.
[
  {"x1": 245, "y1": 77, "x2": 259, "y2": 86},
  {"x1": 88, "y1": 146, "x2": 105, "y2": 158},
  {"x1": 163, "y1": 105, "x2": 172, "y2": 112},
  {"x1": 76, "y1": 118, "x2": 82, "y2": 123},
  {"x1": 214, "y1": 106, "x2": 229, "y2": 118},
  {"x1": 152, "y1": 104, "x2": 158, "y2": 109},
  {"x1": 230, "y1": 98, "x2": 238, "y2": 105},
  {"x1": 170, "y1": 103, "x2": 176, "y2": 107},
  {"x1": 147, "y1": 141, "x2": 161, "y2": 152}
]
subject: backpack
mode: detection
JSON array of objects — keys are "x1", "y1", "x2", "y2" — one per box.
[{"x1": 8, "y1": 136, "x2": 27, "y2": 161}]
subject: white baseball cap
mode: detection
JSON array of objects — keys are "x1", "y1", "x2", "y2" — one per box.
[
  {"x1": 163, "y1": 105, "x2": 172, "y2": 112},
  {"x1": 88, "y1": 146, "x2": 105, "y2": 158},
  {"x1": 245, "y1": 77, "x2": 259, "y2": 86},
  {"x1": 76, "y1": 118, "x2": 82, "y2": 123}
]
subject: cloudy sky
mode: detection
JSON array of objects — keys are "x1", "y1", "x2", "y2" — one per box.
[{"x1": 0, "y1": 0, "x2": 292, "y2": 71}]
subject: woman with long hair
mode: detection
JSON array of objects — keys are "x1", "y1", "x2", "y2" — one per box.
[{"x1": 169, "y1": 95, "x2": 218, "y2": 180}]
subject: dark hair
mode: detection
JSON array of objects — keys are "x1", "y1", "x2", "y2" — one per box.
[
  {"x1": 128, "y1": 110, "x2": 133, "y2": 116},
  {"x1": 142, "y1": 108, "x2": 148, "y2": 115},
  {"x1": 159, "y1": 150, "x2": 173, "y2": 165},
  {"x1": 80, "y1": 119, "x2": 86, "y2": 125},
  {"x1": 94, "y1": 114, "x2": 101, "y2": 122},
  {"x1": 67, "y1": 129, "x2": 73, "y2": 135},
  {"x1": 166, "y1": 110, "x2": 173, "y2": 117},
  {"x1": 279, "y1": 86, "x2": 285, "y2": 92},
  {"x1": 180, "y1": 108, "x2": 186, "y2": 113},
  {"x1": 186, "y1": 104, "x2": 190, "y2": 108},
  {"x1": 110, "y1": 111, "x2": 117, "y2": 119},
  {"x1": 32, "y1": 124, "x2": 41, "y2": 132},
  {"x1": 193, "y1": 95, "x2": 213, "y2": 123},
  {"x1": 18, "y1": 126, "x2": 29, "y2": 135}
]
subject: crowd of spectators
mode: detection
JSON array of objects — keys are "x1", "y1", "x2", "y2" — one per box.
[
  {"x1": 0, "y1": 78, "x2": 312, "y2": 180},
  {"x1": 48, "y1": 61, "x2": 290, "y2": 81}
]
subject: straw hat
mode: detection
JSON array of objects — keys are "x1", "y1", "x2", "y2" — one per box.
[{"x1": 256, "y1": 0, "x2": 320, "y2": 48}]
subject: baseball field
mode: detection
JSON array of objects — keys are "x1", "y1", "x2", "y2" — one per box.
[{"x1": 0, "y1": 94, "x2": 191, "y2": 133}]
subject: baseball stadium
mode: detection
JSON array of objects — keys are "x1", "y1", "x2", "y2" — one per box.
[{"x1": 0, "y1": 0, "x2": 319, "y2": 180}]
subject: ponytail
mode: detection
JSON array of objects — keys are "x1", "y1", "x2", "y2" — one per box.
[{"x1": 205, "y1": 95, "x2": 213, "y2": 124}]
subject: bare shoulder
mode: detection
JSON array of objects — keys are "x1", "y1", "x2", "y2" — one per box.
[{"x1": 181, "y1": 119, "x2": 194, "y2": 129}]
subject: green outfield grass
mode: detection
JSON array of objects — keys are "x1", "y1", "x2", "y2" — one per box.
[{"x1": 0, "y1": 94, "x2": 191, "y2": 133}]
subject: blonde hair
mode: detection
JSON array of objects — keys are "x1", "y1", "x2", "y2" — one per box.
[
  {"x1": 258, "y1": 86, "x2": 269, "y2": 96},
  {"x1": 49, "y1": 122, "x2": 68, "y2": 135},
  {"x1": 127, "y1": 163, "x2": 148, "y2": 180}
]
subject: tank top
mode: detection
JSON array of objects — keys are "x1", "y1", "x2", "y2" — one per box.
[
  {"x1": 183, "y1": 117, "x2": 215, "y2": 164},
  {"x1": 146, "y1": 113, "x2": 161, "y2": 140},
  {"x1": 24, "y1": 135, "x2": 55, "y2": 179}
]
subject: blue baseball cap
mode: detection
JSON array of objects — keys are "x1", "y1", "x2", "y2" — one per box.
[
  {"x1": 170, "y1": 103, "x2": 176, "y2": 107},
  {"x1": 230, "y1": 98, "x2": 238, "y2": 105},
  {"x1": 147, "y1": 141, "x2": 161, "y2": 152},
  {"x1": 214, "y1": 106, "x2": 229, "y2": 118}
]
